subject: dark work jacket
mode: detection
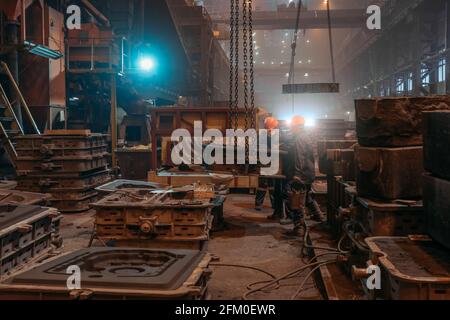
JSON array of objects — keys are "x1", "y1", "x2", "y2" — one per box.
[{"x1": 283, "y1": 130, "x2": 316, "y2": 184}]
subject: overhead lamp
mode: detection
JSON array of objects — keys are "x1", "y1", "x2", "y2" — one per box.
[{"x1": 23, "y1": 41, "x2": 63, "y2": 60}]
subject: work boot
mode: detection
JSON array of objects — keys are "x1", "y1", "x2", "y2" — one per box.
[
  {"x1": 309, "y1": 201, "x2": 324, "y2": 222},
  {"x1": 285, "y1": 219, "x2": 305, "y2": 237},
  {"x1": 255, "y1": 206, "x2": 262, "y2": 212}
]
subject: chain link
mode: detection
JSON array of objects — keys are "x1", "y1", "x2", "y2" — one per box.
[
  {"x1": 249, "y1": 0, "x2": 256, "y2": 132},
  {"x1": 229, "y1": 0, "x2": 235, "y2": 128},
  {"x1": 234, "y1": 0, "x2": 239, "y2": 131}
]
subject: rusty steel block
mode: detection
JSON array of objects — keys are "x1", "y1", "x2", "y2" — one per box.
[
  {"x1": 364, "y1": 237, "x2": 450, "y2": 300},
  {"x1": 423, "y1": 111, "x2": 450, "y2": 180},
  {"x1": 91, "y1": 189, "x2": 214, "y2": 243},
  {"x1": 317, "y1": 140, "x2": 357, "y2": 175},
  {"x1": 355, "y1": 145, "x2": 424, "y2": 200},
  {"x1": 355, "y1": 96, "x2": 450, "y2": 147},
  {"x1": 355, "y1": 197, "x2": 425, "y2": 236},
  {"x1": 0, "y1": 248, "x2": 211, "y2": 300},
  {"x1": 0, "y1": 205, "x2": 62, "y2": 280},
  {"x1": 423, "y1": 174, "x2": 450, "y2": 250}
]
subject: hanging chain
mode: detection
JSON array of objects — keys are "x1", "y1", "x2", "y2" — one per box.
[
  {"x1": 249, "y1": 0, "x2": 255, "y2": 132},
  {"x1": 229, "y1": 0, "x2": 235, "y2": 128},
  {"x1": 233, "y1": 0, "x2": 240, "y2": 131},
  {"x1": 242, "y1": 0, "x2": 250, "y2": 163}
]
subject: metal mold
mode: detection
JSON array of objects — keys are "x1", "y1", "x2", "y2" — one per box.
[
  {"x1": 0, "y1": 181, "x2": 17, "y2": 190},
  {"x1": 363, "y1": 237, "x2": 450, "y2": 300},
  {"x1": 0, "y1": 248, "x2": 211, "y2": 299},
  {"x1": 95, "y1": 179, "x2": 165, "y2": 195},
  {"x1": 0, "y1": 190, "x2": 49, "y2": 206},
  {"x1": 355, "y1": 197, "x2": 425, "y2": 236},
  {"x1": 0, "y1": 205, "x2": 61, "y2": 280},
  {"x1": 92, "y1": 189, "x2": 214, "y2": 243}
]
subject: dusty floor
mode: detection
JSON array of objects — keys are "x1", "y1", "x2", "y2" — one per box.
[{"x1": 59, "y1": 193, "x2": 324, "y2": 300}]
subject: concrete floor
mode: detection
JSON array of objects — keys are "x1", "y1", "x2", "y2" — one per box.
[{"x1": 59, "y1": 193, "x2": 323, "y2": 300}]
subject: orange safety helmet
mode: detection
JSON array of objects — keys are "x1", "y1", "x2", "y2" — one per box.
[
  {"x1": 264, "y1": 117, "x2": 279, "y2": 130},
  {"x1": 291, "y1": 115, "x2": 305, "y2": 127}
]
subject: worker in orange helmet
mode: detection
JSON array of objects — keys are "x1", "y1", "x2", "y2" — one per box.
[
  {"x1": 255, "y1": 117, "x2": 280, "y2": 211},
  {"x1": 264, "y1": 117, "x2": 279, "y2": 132},
  {"x1": 281, "y1": 115, "x2": 323, "y2": 235}
]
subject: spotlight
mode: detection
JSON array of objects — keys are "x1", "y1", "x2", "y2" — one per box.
[{"x1": 138, "y1": 57, "x2": 156, "y2": 72}]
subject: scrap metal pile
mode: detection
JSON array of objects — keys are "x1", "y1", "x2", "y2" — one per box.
[
  {"x1": 321, "y1": 96, "x2": 450, "y2": 300},
  {"x1": 14, "y1": 130, "x2": 111, "y2": 212}
]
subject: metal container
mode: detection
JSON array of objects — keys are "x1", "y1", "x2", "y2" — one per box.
[
  {"x1": 0, "y1": 205, "x2": 61, "y2": 280},
  {"x1": 116, "y1": 148, "x2": 153, "y2": 180},
  {"x1": 355, "y1": 197, "x2": 425, "y2": 236},
  {"x1": 355, "y1": 145, "x2": 424, "y2": 200},
  {"x1": 355, "y1": 96, "x2": 450, "y2": 147},
  {"x1": 423, "y1": 173, "x2": 450, "y2": 249},
  {"x1": 0, "y1": 248, "x2": 211, "y2": 300},
  {"x1": 423, "y1": 111, "x2": 450, "y2": 180},
  {"x1": 362, "y1": 237, "x2": 450, "y2": 300}
]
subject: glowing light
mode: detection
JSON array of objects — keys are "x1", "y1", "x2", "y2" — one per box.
[
  {"x1": 305, "y1": 118, "x2": 316, "y2": 127},
  {"x1": 138, "y1": 57, "x2": 156, "y2": 71}
]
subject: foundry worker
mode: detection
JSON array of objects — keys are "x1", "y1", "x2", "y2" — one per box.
[
  {"x1": 255, "y1": 117, "x2": 279, "y2": 212},
  {"x1": 285, "y1": 116, "x2": 323, "y2": 235}
]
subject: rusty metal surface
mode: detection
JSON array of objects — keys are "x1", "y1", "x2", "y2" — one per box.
[
  {"x1": 0, "y1": 248, "x2": 211, "y2": 299},
  {"x1": 115, "y1": 148, "x2": 153, "y2": 180},
  {"x1": 365, "y1": 237, "x2": 450, "y2": 300},
  {"x1": 423, "y1": 111, "x2": 450, "y2": 180},
  {"x1": 0, "y1": 190, "x2": 49, "y2": 206},
  {"x1": 14, "y1": 132, "x2": 110, "y2": 213},
  {"x1": 95, "y1": 179, "x2": 165, "y2": 194},
  {"x1": 92, "y1": 189, "x2": 214, "y2": 242},
  {"x1": 355, "y1": 145, "x2": 424, "y2": 200},
  {"x1": 0, "y1": 181, "x2": 17, "y2": 190},
  {"x1": 423, "y1": 174, "x2": 450, "y2": 249},
  {"x1": 0, "y1": 205, "x2": 61, "y2": 280},
  {"x1": 317, "y1": 140, "x2": 356, "y2": 175},
  {"x1": 355, "y1": 97, "x2": 450, "y2": 147},
  {"x1": 355, "y1": 197, "x2": 425, "y2": 236}
]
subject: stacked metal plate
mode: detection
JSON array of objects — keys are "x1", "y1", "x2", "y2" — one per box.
[
  {"x1": 14, "y1": 130, "x2": 111, "y2": 212},
  {"x1": 0, "y1": 205, "x2": 62, "y2": 280}
]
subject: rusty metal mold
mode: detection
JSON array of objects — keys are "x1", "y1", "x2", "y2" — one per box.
[
  {"x1": 363, "y1": 237, "x2": 450, "y2": 300},
  {"x1": 0, "y1": 248, "x2": 211, "y2": 300},
  {"x1": 91, "y1": 189, "x2": 214, "y2": 243},
  {"x1": 13, "y1": 131, "x2": 111, "y2": 213},
  {"x1": 317, "y1": 140, "x2": 356, "y2": 175},
  {"x1": 95, "y1": 179, "x2": 165, "y2": 195},
  {"x1": 355, "y1": 197, "x2": 425, "y2": 236},
  {"x1": 0, "y1": 205, "x2": 61, "y2": 280},
  {"x1": 0, "y1": 181, "x2": 17, "y2": 190},
  {"x1": 0, "y1": 190, "x2": 49, "y2": 206}
]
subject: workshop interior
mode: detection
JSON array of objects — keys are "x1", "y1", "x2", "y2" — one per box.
[{"x1": 0, "y1": 0, "x2": 449, "y2": 304}]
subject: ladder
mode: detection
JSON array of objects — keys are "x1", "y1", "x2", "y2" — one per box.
[{"x1": 0, "y1": 61, "x2": 40, "y2": 167}]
